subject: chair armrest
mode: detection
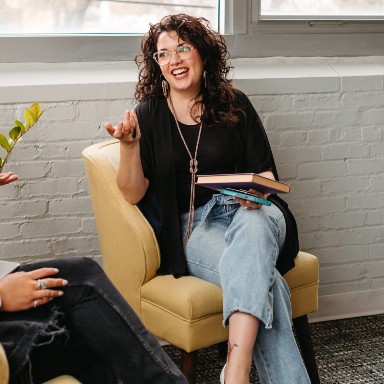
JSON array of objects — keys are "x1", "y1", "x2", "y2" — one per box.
[
  {"x1": 0, "y1": 343, "x2": 9, "y2": 384},
  {"x1": 83, "y1": 140, "x2": 160, "y2": 315}
]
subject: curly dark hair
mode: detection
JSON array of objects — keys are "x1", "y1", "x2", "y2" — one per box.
[{"x1": 135, "y1": 14, "x2": 245, "y2": 128}]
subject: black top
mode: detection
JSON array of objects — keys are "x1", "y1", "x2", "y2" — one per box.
[
  {"x1": 170, "y1": 118, "x2": 236, "y2": 212},
  {"x1": 135, "y1": 90, "x2": 298, "y2": 277}
]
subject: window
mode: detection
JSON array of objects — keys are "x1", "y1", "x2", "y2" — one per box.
[
  {"x1": 0, "y1": 0, "x2": 383, "y2": 62},
  {"x1": 259, "y1": 0, "x2": 384, "y2": 20},
  {"x1": 223, "y1": 0, "x2": 384, "y2": 58},
  {"x1": 0, "y1": 0, "x2": 219, "y2": 34},
  {"x1": 0, "y1": 0, "x2": 220, "y2": 63}
]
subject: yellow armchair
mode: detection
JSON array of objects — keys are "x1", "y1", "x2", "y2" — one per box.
[{"x1": 83, "y1": 140, "x2": 320, "y2": 384}]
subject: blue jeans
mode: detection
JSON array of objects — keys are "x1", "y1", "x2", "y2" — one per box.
[
  {"x1": 3, "y1": 257, "x2": 187, "y2": 384},
  {"x1": 181, "y1": 194, "x2": 310, "y2": 383}
]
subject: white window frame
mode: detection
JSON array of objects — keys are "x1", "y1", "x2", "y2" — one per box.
[{"x1": 0, "y1": 0, "x2": 383, "y2": 63}]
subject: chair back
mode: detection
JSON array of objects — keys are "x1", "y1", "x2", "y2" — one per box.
[{"x1": 82, "y1": 140, "x2": 159, "y2": 314}]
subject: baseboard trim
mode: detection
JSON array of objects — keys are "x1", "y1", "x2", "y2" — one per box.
[{"x1": 308, "y1": 288, "x2": 384, "y2": 323}]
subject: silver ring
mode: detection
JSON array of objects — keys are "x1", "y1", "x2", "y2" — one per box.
[
  {"x1": 33, "y1": 300, "x2": 37, "y2": 308},
  {"x1": 37, "y1": 279, "x2": 48, "y2": 290}
]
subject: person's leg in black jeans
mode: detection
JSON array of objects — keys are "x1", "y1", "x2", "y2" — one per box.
[{"x1": 22, "y1": 257, "x2": 187, "y2": 384}]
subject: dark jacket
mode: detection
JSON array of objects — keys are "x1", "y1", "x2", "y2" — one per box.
[{"x1": 135, "y1": 91, "x2": 299, "y2": 277}]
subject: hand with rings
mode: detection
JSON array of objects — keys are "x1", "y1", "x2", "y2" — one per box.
[
  {"x1": 0, "y1": 268, "x2": 68, "y2": 312},
  {"x1": 104, "y1": 110, "x2": 140, "y2": 145}
]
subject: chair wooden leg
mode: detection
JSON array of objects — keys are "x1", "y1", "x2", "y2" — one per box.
[
  {"x1": 293, "y1": 314, "x2": 320, "y2": 384},
  {"x1": 218, "y1": 341, "x2": 227, "y2": 359},
  {"x1": 180, "y1": 349, "x2": 198, "y2": 384}
]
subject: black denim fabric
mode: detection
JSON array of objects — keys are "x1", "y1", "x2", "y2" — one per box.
[{"x1": 0, "y1": 257, "x2": 187, "y2": 384}]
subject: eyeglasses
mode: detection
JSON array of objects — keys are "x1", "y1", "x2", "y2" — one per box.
[{"x1": 153, "y1": 45, "x2": 195, "y2": 66}]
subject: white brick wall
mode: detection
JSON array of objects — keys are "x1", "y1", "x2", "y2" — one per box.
[{"x1": 1, "y1": 57, "x2": 384, "y2": 319}]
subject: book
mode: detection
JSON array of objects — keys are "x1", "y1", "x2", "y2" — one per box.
[
  {"x1": 196, "y1": 173, "x2": 290, "y2": 194},
  {"x1": 0, "y1": 260, "x2": 20, "y2": 279}
]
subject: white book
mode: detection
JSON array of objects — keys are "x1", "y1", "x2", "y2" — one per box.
[{"x1": 0, "y1": 260, "x2": 20, "y2": 279}]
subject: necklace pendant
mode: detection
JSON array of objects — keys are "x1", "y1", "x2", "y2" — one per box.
[{"x1": 190, "y1": 159, "x2": 198, "y2": 174}]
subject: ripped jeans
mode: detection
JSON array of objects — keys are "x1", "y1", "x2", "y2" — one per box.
[
  {"x1": 181, "y1": 194, "x2": 310, "y2": 384},
  {"x1": 2, "y1": 257, "x2": 187, "y2": 384}
]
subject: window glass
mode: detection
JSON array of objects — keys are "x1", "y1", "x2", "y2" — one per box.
[
  {"x1": 0, "y1": 0, "x2": 219, "y2": 34},
  {"x1": 260, "y1": 0, "x2": 384, "y2": 19}
]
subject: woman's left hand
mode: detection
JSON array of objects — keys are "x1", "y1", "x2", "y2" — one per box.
[{"x1": 233, "y1": 189, "x2": 266, "y2": 210}]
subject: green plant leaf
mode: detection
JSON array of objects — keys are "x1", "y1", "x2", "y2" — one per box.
[
  {"x1": 9, "y1": 126, "x2": 21, "y2": 141},
  {"x1": 24, "y1": 108, "x2": 34, "y2": 129},
  {"x1": 14, "y1": 119, "x2": 26, "y2": 134},
  {"x1": 29, "y1": 103, "x2": 41, "y2": 120},
  {"x1": 0, "y1": 133, "x2": 10, "y2": 151},
  {"x1": 0, "y1": 158, "x2": 2, "y2": 167}
]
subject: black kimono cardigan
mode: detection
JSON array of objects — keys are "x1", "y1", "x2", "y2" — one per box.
[{"x1": 135, "y1": 91, "x2": 299, "y2": 277}]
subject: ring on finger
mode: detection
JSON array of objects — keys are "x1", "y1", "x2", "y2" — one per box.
[{"x1": 37, "y1": 279, "x2": 48, "y2": 290}]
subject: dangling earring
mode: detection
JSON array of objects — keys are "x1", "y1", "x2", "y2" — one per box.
[
  {"x1": 162, "y1": 78, "x2": 169, "y2": 98},
  {"x1": 203, "y1": 70, "x2": 207, "y2": 88}
]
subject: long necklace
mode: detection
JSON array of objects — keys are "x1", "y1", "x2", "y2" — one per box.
[{"x1": 168, "y1": 96, "x2": 203, "y2": 246}]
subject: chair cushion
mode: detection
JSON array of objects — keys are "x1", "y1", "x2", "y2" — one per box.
[
  {"x1": 141, "y1": 275, "x2": 223, "y2": 320},
  {"x1": 284, "y1": 252, "x2": 319, "y2": 318},
  {"x1": 141, "y1": 252, "x2": 318, "y2": 350},
  {"x1": 141, "y1": 275, "x2": 227, "y2": 351},
  {"x1": 284, "y1": 251, "x2": 319, "y2": 289}
]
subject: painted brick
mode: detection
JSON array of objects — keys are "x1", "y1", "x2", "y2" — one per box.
[
  {"x1": 319, "y1": 211, "x2": 367, "y2": 230},
  {"x1": 0, "y1": 222, "x2": 20, "y2": 239},
  {"x1": 322, "y1": 176, "x2": 371, "y2": 193},
  {"x1": 294, "y1": 93, "x2": 340, "y2": 111},
  {"x1": 361, "y1": 109, "x2": 384, "y2": 126},
  {"x1": 48, "y1": 197, "x2": 93, "y2": 215},
  {"x1": 9, "y1": 200, "x2": 47, "y2": 218},
  {"x1": 320, "y1": 263, "x2": 368, "y2": 284},
  {"x1": 266, "y1": 112, "x2": 315, "y2": 130},
  {"x1": 361, "y1": 126, "x2": 382, "y2": 142},
  {"x1": 44, "y1": 103, "x2": 77, "y2": 121},
  {"x1": 0, "y1": 241, "x2": 52, "y2": 260},
  {"x1": 21, "y1": 218, "x2": 80, "y2": 238},
  {"x1": 341, "y1": 91, "x2": 384, "y2": 109},
  {"x1": 315, "y1": 245, "x2": 369, "y2": 264},
  {"x1": 347, "y1": 159, "x2": 384, "y2": 175},
  {"x1": 367, "y1": 261, "x2": 384, "y2": 279},
  {"x1": 298, "y1": 160, "x2": 347, "y2": 179},
  {"x1": 322, "y1": 143, "x2": 370, "y2": 161}
]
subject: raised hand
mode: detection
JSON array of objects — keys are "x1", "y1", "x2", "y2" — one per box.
[
  {"x1": 104, "y1": 110, "x2": 140, "y2": 145},
  {"x1": 0, "y1": 268, "x2": 68, "y2": 312}
]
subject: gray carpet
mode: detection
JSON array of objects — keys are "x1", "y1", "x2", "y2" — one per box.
[{"x1": 164, "y1": 314, "x2": 384, "y2": 383}]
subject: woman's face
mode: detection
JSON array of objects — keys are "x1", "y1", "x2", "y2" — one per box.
[{"x1": 156, "y1": 30, "x2": 204, "y2": 97}]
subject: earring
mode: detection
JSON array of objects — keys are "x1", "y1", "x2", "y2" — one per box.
[
  {"x1": 203, "y1": 70, "x2": 207, "y2": 88},
  {"x1": 162, "y1": 79, "x2": 169, "y2": 98}
]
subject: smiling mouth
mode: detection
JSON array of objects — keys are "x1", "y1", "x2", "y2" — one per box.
[{"x1": 172, "y1": 68, "x2": 189, "y2": 77}]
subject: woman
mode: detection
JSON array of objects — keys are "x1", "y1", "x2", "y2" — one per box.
[
  {"x1": 105, "y1": 14, "x2": 310, "y2": 384},
  {"x1": 0, "y1": 174, "x2": 187, "y2": 384}
]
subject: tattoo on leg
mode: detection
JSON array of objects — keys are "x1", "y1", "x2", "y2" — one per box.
[{"x1": 227, "y1": 342, "x2": 239, "y2": 361}]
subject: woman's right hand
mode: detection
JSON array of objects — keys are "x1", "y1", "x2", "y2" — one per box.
[
  {"x1": 0, "y1": 172, "x2": 18, "y2": 185},
  {"x1": 0, "y1": 268, "x2": 67, "y2": 312},
  {"x1": 104, "y1": 110, "x2": 140, "y2": 145}
]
